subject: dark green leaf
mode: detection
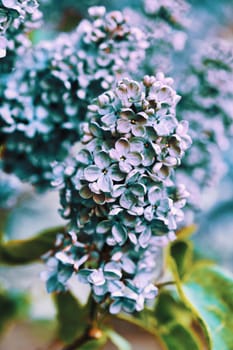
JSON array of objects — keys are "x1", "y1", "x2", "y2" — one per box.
[
  {"x1": 0, "y1": 209, "x2": 9, "y2": 242},
  {"x1": 153, "y1": 292, "x2": 200, "y2": 350},
  {"x1": 154, "y1": 291, "x2": 191, "y2": 326},
  {"x1": 78, "y1": 335, "x2": 107, "y2": 350},
  {"x1": 0, "y1": 288, "x2": 29, "y2": 334},
  {"x1": 0, "y1": 225, "x2": 65, "y2": 265},
  {"x1": 53, "y1": 291, "x2": 90, "y2": 344},
  {"x1": 170, "y1": 240, "x2": 193, "y2": 279},
  {"x1": 159, "y1": 324, "x2": 200, "y2": 350},
  {"x1": 118, "y1": 290, "x2": 201, "y2": 350}
]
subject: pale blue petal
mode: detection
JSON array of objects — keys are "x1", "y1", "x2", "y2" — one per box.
[{"x1": 84, "y1": 166, "x2": 100, "y2": 182}]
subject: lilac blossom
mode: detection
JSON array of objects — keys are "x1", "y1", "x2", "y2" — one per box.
[
  {"x1": 0, "y1": 6, "x2": 148, "y2": 189},
  {"x1": 0, "y1": 0, "x2": 42, "y2": 65},
  {"x1": 44, "y1": 75, "x2": 191, "y2": 314},
  {"x1": 177, "y1": 40, "x2": 233, "y2": 212},
  {"x1": 123, "y1": 0, "x2": 189, "y2": 74}
]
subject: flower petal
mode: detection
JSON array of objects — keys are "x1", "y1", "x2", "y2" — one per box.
[
  {"x1": 112, "y1": 184, "x2": 125, "y2": 198},
  {"x1": 115, "y1": 138, "x2": 130, "y2": 155},
  {"x1": 97, "y1": 173, "x2": 113, "y2": 192},
  {"x1": 112, "y1": 223, "x2": 127, "y2": 245},
  {"x1": 120, "y1": 192, "x2": 135, "y2": 209},
  {"x1": 110, "y1": 300, "x2": 122, "y2": 314},
  {"x1": 130, "y1": 137, "x2": 144, "y2": 152},
  {"x1": 104, "y1": 262, "x2": 122, "y2": 279},
  {"x1": 109, "y1": 164, "x2": 125, "y2": 181},
  {"x1": 121, "y1": 256, "x2": 136, "y2": 274},
  {"x1": 94, "y1": 151, "x2": 111, "y2": 169},
  {"x1": 117, "y1": 118, "x2": 131, "y2": 134},
  {"x1": 101, "y1": 112, "x2": 116, "y2": 126},
  {"x1": 88, "y1": 269, "x2": 105, "y2": 286},
  {"x1": 93, "y1": 193, "x2": 106, "y2": 204},
  {"x1": 127, "y1": 152, "x2": 142, "y2": 166},
  {"x1": 96, "y1": 220, "x2": 112, "y2": 234},
  {"x1": 139, "y1": 228, "x2": 151, "y2": 248},
  {"x1": 132, "y1": 125, "x2": 145, "y2": 137},
  {"x1": 119, "y1": 161, "x2": 132, "y2": 173},
  {"x1": 148, "y1": 186, "x2": 161, "y2": 204},
  {"x1": 84, "y1": 166, "x2": 100, "y2": 182},
  {"x1": 79, "y1": 185, "x2": 93, "y2": 199},
  {"x1": 131, "y1": 183, "x2": 146, "y2": 196},
  {"x1": 76, "y1": 149, "x2": 92, "y2": 164},
  {"x1": 154, "y1": 116, "x2": 177, "y2": 136}
]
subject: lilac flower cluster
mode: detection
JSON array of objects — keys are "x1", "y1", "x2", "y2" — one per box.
[
  {"x1": 123, "y1": 0, "x2": 189, "y2": 76},
  {"x1": 0, "y1": 0, "x2": 42, "y2": 70},
  {"x1": 177, "y1": 41, "x2": 233, "y2": 208},
  {"x1": 0, "y1": 6, "x2": 148, "y2": 189},
  {"x1": 44, "y1": 75, "x2": 191, "y2": 313},
  {"x1": 0, "y1": 36, "x2": 81, "y2": 188},
  {"x1": 143, "y1": 0, "x2": 189, "y2": 29},
  {"x1": 75, "y1": 6, "x2": 148, "y2": 92}
]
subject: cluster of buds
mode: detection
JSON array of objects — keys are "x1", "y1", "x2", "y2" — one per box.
[{"x1": 44, "y1": 74, "x2": 191, "y2": 314}]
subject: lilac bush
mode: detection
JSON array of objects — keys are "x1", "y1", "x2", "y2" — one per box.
[{"x1": 0, "y1": 2, "x2": 233, "y2": 349}]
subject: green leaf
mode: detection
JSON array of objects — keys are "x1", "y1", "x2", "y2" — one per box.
[
  {"x1": 106, "y1": 329, "x2": 131, "y2": 350},
  {"x1": 176, "y1": 225, "x2": 197, "y2": 239},
  {"x1": 118, "y1": 291, "x2": 201, "y2": 350},
  {"x1": 0, "y1": 288, "x2": 29, "y2": 334},
  {"x1": 78, "y1": 335, "x2": 107, "y2": 350},
  {"x1": 154, "y1": 291, "x2": 191, "y2": 326},
  {"x1": 158, "y1": 323, "x2": 200, "y2": 350},
  {"x1": 53, "y1": 291, "x2": 90, "y2": 344},
  {"x1": 169, "y1": 242, "x2": 233, "y2": 350},
  {"x1": 182, "y1": 265, "x2": 233, "y2": 350},
  {"x1": 0, "y1": 209, "x2": 10, "y2": 242},
  {"x1": 168, "y1": 249, "x2": 212, "y2": 349},
  {"x1": 0, "y1": 225, "x2": 65, "y2": 265},
  {"x1": 153, "y1": 292, "x2": 200, "y2": 350},
  {"x1": 170, "y1": 240, "x2": 193, "y2": 279}
]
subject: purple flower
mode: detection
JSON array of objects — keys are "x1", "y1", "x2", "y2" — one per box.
[
  {"x1": 117, "y1": 109, "x2": 147, "y2": 136},
  {"x1": 116, "y1": 79, "x2": 142, "y2": 107},
  {"x1": 84, "y1": 151, "x2": 124, "y2": 192},
  {"x1": 109, "y1": 138, "x2": 142, "y2": 173}
]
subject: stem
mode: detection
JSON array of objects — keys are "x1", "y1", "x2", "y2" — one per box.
[
  {"x1": 88, "y1": 297, "x2": 99, "y2": 324},
  {"x1": 62, "y1": 331, "x2": 90, "y2": 350},
  {"x1": 156, "y1": 280, "x2": 175, "y2": 289},
  {"x1": 61, "y1": 298, "x2": 100, "y2": 350},
  {"x1": 62, "y1": 244, "x2": 112, "y2": 349}
]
